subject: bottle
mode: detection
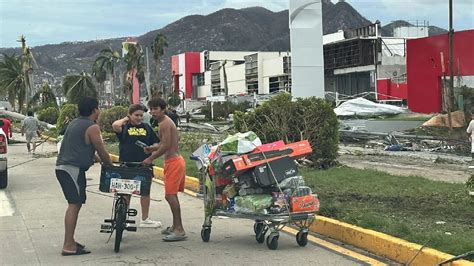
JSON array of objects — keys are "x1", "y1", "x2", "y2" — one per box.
[{"x1": 228, "y1": 198, "x2": 235, "y2": 212}]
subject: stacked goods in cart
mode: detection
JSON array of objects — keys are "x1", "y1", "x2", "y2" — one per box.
[{"x1": 204, "y1": 131, "x2": 320, "y2": 215}]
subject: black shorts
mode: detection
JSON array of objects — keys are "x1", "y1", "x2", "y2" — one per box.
[{"x1": 56, "y1": 168, "x2": 87, "y2": 204}]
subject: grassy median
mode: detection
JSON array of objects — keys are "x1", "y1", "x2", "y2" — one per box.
[
  {"x1": 303, "y1": 166, "x2": 473, "y2": 257},
  {"x1": 106, "y1": 144, "x2": 473, "y2": 257}
]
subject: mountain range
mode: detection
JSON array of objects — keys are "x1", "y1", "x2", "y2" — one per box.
[{"x1": 0, "y1": 1, "x2": 448, "y2": 90}]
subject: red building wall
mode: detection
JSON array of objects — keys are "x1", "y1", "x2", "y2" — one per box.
[
  {"x1": 407, "y1": 30, "x2": 474, "y2": 113},
  {"x1": 377, "y1": 79, "x2": 408, "y2": 101},
  {"x1": 170, "y1": 52, "x2": 201, "y2": 98},
  {"x1": 184, "y1": 52, "x2": 201, "y2": 99}
]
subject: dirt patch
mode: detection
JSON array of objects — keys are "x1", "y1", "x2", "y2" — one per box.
[{"x1": 338, "y1": 146, "x2": 471, "y2": 184}]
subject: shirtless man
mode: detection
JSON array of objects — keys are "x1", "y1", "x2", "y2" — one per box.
[{"x1": 143, "y1": 98, "x2": 187, "y2": 241}]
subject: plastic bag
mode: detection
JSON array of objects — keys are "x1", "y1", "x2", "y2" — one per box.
[
  {"x1": 219, "y1": 131, "x2": 262, "y2": 154},
  {"x1": 279, "y1": 176, "x2": 305, "y2": 189},
  {"x1": 235, "y1": 194, "x2": 273, "y2": 213}
]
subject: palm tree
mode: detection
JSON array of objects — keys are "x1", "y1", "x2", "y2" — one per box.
[
  {"x1": 18, "y1": 35, "x2": 36, "y2": 111},
  {"x1": 123, "y1": 43, "x2": 145, "y2": 103},
  {"x1": 93, "y1": 48, "x2": 121, "y2": 105},
  {"x1": 92, "y1": 61, "x2": 107, "y2": 105},
  {"x1": 29, "y1": 81, "x2": 57, "y2": 109},
  {"x1": 151, "y1": 33, "x2": 168, "y2": 96},
  {"x1": 62, "y1": 71, "x2": 97, "y2": 104},
  {"x1": 0, "y1": 53, "x2": 26, "y2": 112}
]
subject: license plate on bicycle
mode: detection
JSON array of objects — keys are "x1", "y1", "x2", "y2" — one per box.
[{"x1": 110, "y1": 178, "x2": 141, "y2": 195}]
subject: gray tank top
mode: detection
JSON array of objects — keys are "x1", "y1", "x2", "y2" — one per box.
[{"x1": 56, "y1": 117, "x2": 96, "y2": 170}]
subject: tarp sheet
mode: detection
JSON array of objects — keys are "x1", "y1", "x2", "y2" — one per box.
[{"x1": 334, "y1": 97, "x2": 407, "y2": 117}]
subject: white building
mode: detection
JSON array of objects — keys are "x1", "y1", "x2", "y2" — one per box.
[{"x1": 171, "y1": 51, "x2": 291, "y2": 100}]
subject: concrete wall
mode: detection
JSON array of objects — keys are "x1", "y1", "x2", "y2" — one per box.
[
  {"x1": 394, "y1": 26, "x2": 428, "y2": 38},
  {"x1": 378, "y1": 64, "x2": 406, "y2": 80},
  {"x1": 225, "y1": 63, "x2": 246, "y2": 95},
  {"x1": 289, "y1": 0, "x2": 325, "y2": 98},
  {"x1": 197, "y1": 72, "x2": 212, "y2": 99},
  {"x1": 323, "y1": 30, "x2": 345, "y2": 44}
]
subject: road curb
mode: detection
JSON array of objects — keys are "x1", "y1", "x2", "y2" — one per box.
[
  {"x1": 108, "y1": 153, "x2": 473, "y2": 266},
  {"x1": 40, "y1": 134, "x2": 57, "y2": 143}
]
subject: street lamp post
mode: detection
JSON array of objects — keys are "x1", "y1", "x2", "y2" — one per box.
[{"x1": 447, "y1": 0, "x2": 454, "y2": 132}]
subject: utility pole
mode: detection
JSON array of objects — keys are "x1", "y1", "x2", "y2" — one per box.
[
  {"x1": 447, "y1": 0, "x2": 454, "y2": 132},
  {"x1": 145, "y1": 46, "x2": 152, "y2": 100}
]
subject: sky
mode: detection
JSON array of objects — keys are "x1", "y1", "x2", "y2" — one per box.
[{"x1": 0, "y1": 0, "x2": 473, "y2": 48}]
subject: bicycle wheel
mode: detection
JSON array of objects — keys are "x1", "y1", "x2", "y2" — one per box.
[{"x1": 114, "y1": 197, "x2": 126, "y2": 253}]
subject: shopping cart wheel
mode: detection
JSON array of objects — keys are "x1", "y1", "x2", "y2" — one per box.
[
  {"x1": 253, "y1": 222, "x2": 264, "y2": 235},
  {"x1": 201, "y1": 227, "x2": 211, "y2": 242},
  {"x1": 256, "y1": 228, "x2": 266, "y2": 243},
  {"x1": 296, "y1": 231, "x2": 308, "y2": 247},
  {"x1": 266, "y1": 233, "x2": 279, "y2": 250}
]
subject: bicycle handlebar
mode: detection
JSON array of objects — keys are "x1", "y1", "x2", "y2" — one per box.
[{"x1": 104, "y1": 161, "x2": 154, "y2": 167}]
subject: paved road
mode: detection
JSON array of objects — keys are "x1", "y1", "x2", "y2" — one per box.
[{"x1": 0, "y1": 136, "x2": 388, "y2": 265}]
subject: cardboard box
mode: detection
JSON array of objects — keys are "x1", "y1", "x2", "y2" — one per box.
[{"x1": 290, "y1": 195, "x2": 320, "y2": 213}]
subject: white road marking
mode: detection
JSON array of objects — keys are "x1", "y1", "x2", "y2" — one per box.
[{"x1": 0, "y1": 190, "x2": 14, "y2": 217}]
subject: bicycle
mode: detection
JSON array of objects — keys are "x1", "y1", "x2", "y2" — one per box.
[{"x1": 98, "y1": 162, "x2": 153, "y2": 252}]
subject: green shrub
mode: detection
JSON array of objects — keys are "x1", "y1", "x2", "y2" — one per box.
[
  {"x1": 200, "y1": 101, "x2": 251, "y2": 120},
  {"x1": 234, "y1": 93, "x2": 339, "y2": 167},
  {"x1": 467, "y1": 175, "x2": 474, "y2": 190},
  {"x1": 97, "y1": 106, "x2": 128, "y2": 132},
  {"x1": 101, "y1": 131, "x2": 118, "y2": 143},
  {"x1": 37, "y1": 107, "x2": 59, "y2": 125},
  {"x1": 57, "y1": 104, "x2": 78, "y2": 133},
  {"x1": 178, "y1": 132, "x2": 225, "y2": 152},
  {"x1": 168, "y1": 93, "x2": 181, "y2": 107}
]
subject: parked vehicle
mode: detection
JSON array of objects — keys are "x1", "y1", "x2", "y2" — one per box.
[{"x1": 0, "y1": 120, "x2": 8, "y2": 189}]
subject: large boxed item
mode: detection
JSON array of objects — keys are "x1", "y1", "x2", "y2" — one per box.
[
  {"x1": 252, "y1": 156, "x2": 298, "y2": 187},
  {"x1": 99, "y1": 164, "x2": 153, "y2": 195},
  {"x1": 222, "y1": 140, "x2": 312, "y2": 177},
  {"x1": 290, "y1": 195, "x2": 320, "y2": 213}
]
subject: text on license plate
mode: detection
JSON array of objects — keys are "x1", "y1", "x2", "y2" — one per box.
[{"x1": 110, "y1": 178, "x2": 141, "y2": 195}]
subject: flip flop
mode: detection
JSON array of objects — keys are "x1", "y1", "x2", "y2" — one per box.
[
  {"x1": 161, "y1": 226, "x2": 173, "y2": 235},
  {"x1": 61, "y1": 246, "x2": 91, "y2": 256},
  {"x1": 163, "y1": 232, "x2": 187, "y2": 242},
  {"x1": 76, "y1": 242, "x2": 85, "y2": 249}
]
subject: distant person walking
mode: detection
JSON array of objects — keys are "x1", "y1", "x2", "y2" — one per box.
[
  {"x1": 167, "y1": 108, "x2": 180, "y2": 128},
  {"x1": 0, "y1": 116, "x2": 12, "y2": 140},
  {"x1": 467, "y1": 112, "x2": 474, "y2": 159},
  {"x1": 22, "y1": 111, "x2": 40, "y2": 154},
  {"x1": 56, "y1": 97, "x2": 112, "y2": 256},
  {"x1": 142, "y1": 106, "x2": 152, "y2": 126}
]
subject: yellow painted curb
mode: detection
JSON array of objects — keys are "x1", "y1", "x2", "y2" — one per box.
[
  {"x1": 40, "y1": 134, "x2": 57, "y2": 143},
  {"x1": 311, "y1": 216, "x2": 473, "y2": 266},
  {"x1": 108, "y1": 153, "x2": 473, "y2": 265}
]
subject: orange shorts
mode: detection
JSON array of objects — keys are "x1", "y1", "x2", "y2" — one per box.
[{"x1": 164, "y1": 156, "x2": 186, "y2": 195}]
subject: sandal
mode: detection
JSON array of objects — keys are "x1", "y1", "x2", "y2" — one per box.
[
  {"x1": 163, "y1": 232, "x2": 187, "y2": 242},
  {"x1": 61, "y1": 246, "x2": 91, "y2": 256},
  {"x1": 161, "y1": 226, "x2": 173, "y2": 235},
  {"x1": 76, "y1": 242, "x2": 85, "y2": 249}
]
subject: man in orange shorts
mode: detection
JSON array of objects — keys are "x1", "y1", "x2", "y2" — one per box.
[{"x1": 143, "y1": 98, "x2": 187, "y2": 241}]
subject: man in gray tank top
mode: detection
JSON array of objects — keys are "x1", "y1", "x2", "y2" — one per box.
[{"x1": 56, "y1": 97, "x2": 112, "y2": 256}]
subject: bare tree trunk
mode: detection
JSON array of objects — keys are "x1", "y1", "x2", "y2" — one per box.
[{"x1": 156, "y1": 58, "x2": 162, "y2": 96}]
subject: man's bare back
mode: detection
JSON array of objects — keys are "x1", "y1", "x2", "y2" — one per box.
[{"x1": 159, "y1": 116, "x2": 179, "y2": 160}]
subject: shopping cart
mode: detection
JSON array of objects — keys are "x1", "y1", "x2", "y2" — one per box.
[{"x1": 191, "y1": 149, "x2": 318, "y2": 250}]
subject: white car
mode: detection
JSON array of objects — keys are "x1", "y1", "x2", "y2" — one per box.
[{"x1": 0, "y1": 126, "x2": 8, "y2": 189}]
